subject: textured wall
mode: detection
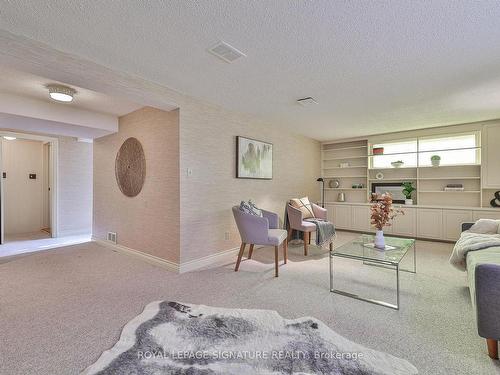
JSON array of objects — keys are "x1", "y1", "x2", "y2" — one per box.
[
  {"x1": 58, "y1": 136, "x2": 93, "y2": 236},
  {"x1": 93, "y1": 107, "x2": 180, "y2": 263},
  {"x1": 180, "y1": 100, "x2": 321, "y2": 263}
]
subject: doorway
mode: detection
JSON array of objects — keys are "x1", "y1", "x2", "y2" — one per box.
[{"x1": 0, "y1": 132, "x2": 58, "y2": 246}]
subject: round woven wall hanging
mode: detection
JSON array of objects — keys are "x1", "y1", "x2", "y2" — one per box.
[{"x1": 115, "y1": 137, "x2": 146, "y2": 197}]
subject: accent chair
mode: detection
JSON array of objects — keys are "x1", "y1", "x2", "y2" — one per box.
[
  {"x1": 232, "y1": 206, "x2": 288, "y2": 277},
  {"x1": 287, "y1": 201, "x2": 328, "y2": 256}
]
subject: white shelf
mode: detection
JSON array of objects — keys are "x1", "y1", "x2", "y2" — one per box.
[
  {"x1": 369, "y1": 178, "x2": 416, "y2": 181},
  {"x1": 368, "y1": 166, "x2": 417, "y2": 170},
  {"x1": 323, "y1": 156, "x2": 367, "y2": 161},
  {"x1": 325, "y1": 188, "x2": 367, "y2": 191},
  {"x1": 322, "y1": 145, "x2": 367, "y2": 151},
  {"x1": 418, "y1": 164, "x2": 480, "y2": 168},
  {"x1": 324, "y1": 175, "x2": 367, "y2": 178},
  {"x1": 418, "y1": 177, "x2": 480, "y2": 180},
  {"x1": 323, "y1": 166, "x2": 368, "y2": 170},
  {"x1": 419, "y1": 190, "x2": 481, "y2": 193}
]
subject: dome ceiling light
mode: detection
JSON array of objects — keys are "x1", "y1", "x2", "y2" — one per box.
[{"x1": 47, "y1": 84, "x2": 76, "y2": 102}]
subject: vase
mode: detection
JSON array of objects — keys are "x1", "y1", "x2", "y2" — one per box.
[
  {"x1": 405, "y1": 199, "x2": 413, "y2": 205},
  {"x1": 374, "y1": 230, "x2": 385, "y2": 250}
]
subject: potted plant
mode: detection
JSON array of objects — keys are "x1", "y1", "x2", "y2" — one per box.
[
  {"x1": 402, "y1": 182, "x2": 415, "y2": 205},
  {"x1": 391, "y1": 160, "x2": 404, "y2": 168},
  {"x1": 370, "y1": 193, "x2": 403, "y2": 249},
  {"x1": 431, "y1": 155, "x2": 441, "y2": 167}
]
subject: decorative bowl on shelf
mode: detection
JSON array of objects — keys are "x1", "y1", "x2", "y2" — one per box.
[{"x1": 391, "y1": 161, "x2": 404, "y2": 168}]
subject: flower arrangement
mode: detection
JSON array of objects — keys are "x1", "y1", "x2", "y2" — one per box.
[{"x1": 370, "y1": 193, "x2": 404, "y2": 231}]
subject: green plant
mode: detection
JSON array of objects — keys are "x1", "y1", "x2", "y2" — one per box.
[
  {"x1": 431, "y1": 155, "x2": 441, "y2": 161},
  {"x1": 402, "y1": 182, "x2": 415, "y2": 199}
]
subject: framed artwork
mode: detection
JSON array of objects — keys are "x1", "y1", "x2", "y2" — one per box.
[
  {"x1": 371, "y1": 182, "x2": 405, "y2": 204},
  {"x1": 236, "y1": 136, "x2": 273, "y2": 179}
]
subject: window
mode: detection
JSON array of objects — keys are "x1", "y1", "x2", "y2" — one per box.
[
  {"x1": 371, "y1": 139, "x2": 417, "y2": 168},
  {"x1": 370, "y1": 132, "x2": 480, "y2": 168},
  {"x1": 418, "y1": 133, "x2": 479, "y2": 166}
]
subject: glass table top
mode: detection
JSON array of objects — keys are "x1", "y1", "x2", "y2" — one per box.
[{"x1": 332, "y1": 234, "x2": 415, "y2": 264}]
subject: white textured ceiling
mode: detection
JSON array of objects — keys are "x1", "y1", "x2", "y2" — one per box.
[
  {"x1": 0, "y1": 67, "x2": 143, "y2": 116},
  {"x1": 2, "y1": 1, "x2": 500, "y2": 140}
]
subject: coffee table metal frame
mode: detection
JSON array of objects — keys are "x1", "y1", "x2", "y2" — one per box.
[{"x1": 329, "y1": 236, "x2": 416, "y2": 310}]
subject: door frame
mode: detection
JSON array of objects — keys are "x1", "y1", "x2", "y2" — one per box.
[{"x1": 0, "y1": 131, "x2": 59, "y2": 243}]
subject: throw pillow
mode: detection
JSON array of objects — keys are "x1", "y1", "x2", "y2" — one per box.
[
  {"x1": 239, "y1": 200, "x2": 263, "y2": 217},
  {"x1": 469, "y1": 219, "x2": 500, "y2": 234},
  {"x1": 290, "y1": 197, "x2": 315, "y2": 219}
]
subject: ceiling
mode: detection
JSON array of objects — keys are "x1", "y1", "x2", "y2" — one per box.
[
  {"x1": 2, "y1": 1, "x2": 500, "y2": 140},
  {"x1": 0, "y1": 67, "x2": 143, "y2": 116}
]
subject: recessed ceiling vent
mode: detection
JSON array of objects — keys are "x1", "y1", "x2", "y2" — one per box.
[
  {"x1": 208, "y1": 41, "x2": 246, "y2": 63},
  {"x1": 297, "y1": 97, "x2": 318, "y2": 106}
]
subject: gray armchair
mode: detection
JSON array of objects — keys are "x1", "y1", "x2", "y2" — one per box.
[
  {"x1": 232, "y1": 206, "x2": 288, "y2": 277},
  {"x1": 287, "y1": 203, "x2": 328, "y2": 255}
]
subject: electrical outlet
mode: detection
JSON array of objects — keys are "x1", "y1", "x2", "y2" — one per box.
[
  {"x1": 107, "y1": 232, "x2": 117, "y2": 244},
  {"x1": 187, "y1": 168, "x2": 193, "y2": 177},
  {"x1": 224, "y1": 232, "x2": 230, "y2": 241}
]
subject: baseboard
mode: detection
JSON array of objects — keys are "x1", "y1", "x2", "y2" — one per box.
[
  {"x1": 92, "y1": 237, "x2": 179, "y2": 273},
  {"x1": 58, "y1": 229, "x2": 92, "y2": 237},
  {"x1": 179, "y1": 246, "x2": 243, "y2": 273}
]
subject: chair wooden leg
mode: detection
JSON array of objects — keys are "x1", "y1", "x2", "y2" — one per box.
[
  {"x1": 248, "y1": 244, "x2": 254, "y2": 259},
  {"x1": 309, "y1": 233, "x2": 311, "y2": 244},
  {"x1": 274, "y1": 246, "x2": 279, "y2": 277},
  {"x1": 304, "y1": 232, "x2": 309, "y2": 256},
  {"x1": 487, "y1": 339, "x2": 499, "y2": 359},
  {"x1": 283, "y1": 239, "x2": 288, "y2": 264},
  {"x1": 235, "y1": 243, "x2": 246, "y2": 272}
]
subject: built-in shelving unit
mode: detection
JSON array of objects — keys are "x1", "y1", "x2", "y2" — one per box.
[
  {"x1": 321, "y1": 140, "x2": 368, "y2": 203},
  {"x1": 320, "y1": 127, "x2": 500, "y2": 209}
]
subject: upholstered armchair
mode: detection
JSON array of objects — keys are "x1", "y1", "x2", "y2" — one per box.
[
  {"x1": 232, "y1": 206, "x2": 288, "y2": 277},
  {"x1": 287, "y1": 203, "x2": 327, "y2": 256}
]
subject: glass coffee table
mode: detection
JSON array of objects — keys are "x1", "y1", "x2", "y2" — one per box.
[{"x1": 329, "y1": 234, "x2": 416, "y2": 310}]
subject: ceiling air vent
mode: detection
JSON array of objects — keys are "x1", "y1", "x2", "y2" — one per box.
[
  {"x1": 297, "y1": 97, "x2": 318, "y2": 106},
  {"x1": 208, "y1": 41, "x2": 246, "y2": 63}
]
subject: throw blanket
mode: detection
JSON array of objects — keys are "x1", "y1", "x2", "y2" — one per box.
[
  {"x1": 283, "y1": 205, "x2": 336, "y2": 246},
  {"x1": 304, "y1": 218, "x2": 336, "y2": 246},
  {"x1": 449, "y1": 232, "x2": 500, "y2": 271}
]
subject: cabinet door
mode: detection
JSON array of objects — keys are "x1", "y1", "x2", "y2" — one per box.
[
  {"x1": 330, "y1": 204, "x2": 352, "y2": 229},
  {"x1": 443, "y1": 210, "x2": 473, "y2": 241},
  {"x1": 417, "y1": 208, "x2": 443, "y2": 239},
  {"x1": 472, "y1": 210, "x2": 500, "y2": 221},
  {"x1": 482, "y1": 124, "x2": 500, "y2": 188},
  {"x1": 351, "y1": 205, "x2": 371, "y2": 232},
  {"x1": 392, "y1": 207, "x2": 416, "y2": 236}
]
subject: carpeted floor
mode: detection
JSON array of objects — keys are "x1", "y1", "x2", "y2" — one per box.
[{"x1": 0, "y1": 231, "x2": 499, "y2": 375}]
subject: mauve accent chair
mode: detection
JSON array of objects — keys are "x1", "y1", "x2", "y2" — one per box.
[
  {"x1": 232, "y1": 206, "x2": 288, "y2": 277},
  {"x1": 287, "y1": 202, "x2": 328, "y2": 256}
]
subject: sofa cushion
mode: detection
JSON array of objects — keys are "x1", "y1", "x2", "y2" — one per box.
[
  {"x1": 290, "y1": 197, "x2": 315, "y2": 219},
  {"x1": 466, "y1": 246, "x2": 500, "y2": 309},
  {"x1": 469, "y1": 219, "x2": 500, "y2": 234},
  {"x1": 239, "y1": 200, "x2": 263, "y2": 217},
  {"x1": 268, "y1": 229, "x2": 287, "y2": 246}
]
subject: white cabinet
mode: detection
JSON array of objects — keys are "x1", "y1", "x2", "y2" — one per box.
[
  {"x1": 328, "y1": 204, "x2": 352, "y2": 229},
  {"x1": 482, "y1": 124, "x2": 500, "y2": 188},
  {"x1": 472, "y1": 210, "x2": 500, "y2": 221},
  {"x1": 443, "y1": 210, "x2": 473, "y2": 241},
  {"x1": 351, "y1": 205, "x2": 372, "y2": 232},
  {"x1": 417, "y1": 208, "x2": 443, "y2": 239},
  {"x1": 392, "y1": 207, "x2": 417, "y2": 236}
]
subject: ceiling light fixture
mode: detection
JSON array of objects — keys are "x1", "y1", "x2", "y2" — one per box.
[
  {"x1": 47, "y1": 84, "x2": 76, "y2": 102},
  {"x1": 3, "y1": 136, "x2": 16, "y2": 140}
]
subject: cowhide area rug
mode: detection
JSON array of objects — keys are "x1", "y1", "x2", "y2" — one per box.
[{"x1": 82, "y1": 301, "x2": 417, "y2": 375}]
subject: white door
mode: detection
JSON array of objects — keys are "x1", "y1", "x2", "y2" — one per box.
[
  {"x1": 443, "y1": 210, "x2": 473, "y2": 241},
  {"x1": 351, "y1": 205, "x2": 371, "y2": 232},
  {"x1": 417, "y1": 208, "x2": 443, "y2": 239},
  {"x1": 329, "y1": 204, "x2": 351, "y2": 229},
  {"x1": 392, "y1": 207, "x2": 417, "y2": 236}
]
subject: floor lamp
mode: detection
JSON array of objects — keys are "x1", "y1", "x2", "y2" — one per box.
[{"x1": 316, "y1": 177, "x2": 325, "y2": 208}]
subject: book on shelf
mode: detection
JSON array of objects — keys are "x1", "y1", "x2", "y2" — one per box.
[{"x1": 444, "y1": 187, "x2": 465, "y2": 191}]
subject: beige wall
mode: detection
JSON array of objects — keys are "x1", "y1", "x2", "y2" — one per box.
[
  {"x1": 179, "y1": 100, "x2": 321, "y2": 263},
  {"x1": 58, "y1": 136, "x2": 93, "y2": 236},
  {"x1": 93, "y1": 107, "x2": 180, "y2": 263}
]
